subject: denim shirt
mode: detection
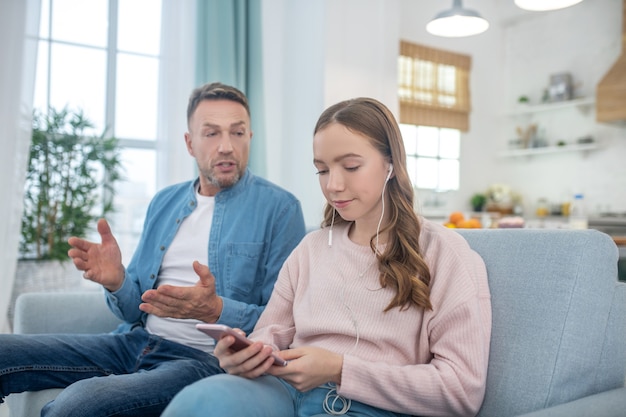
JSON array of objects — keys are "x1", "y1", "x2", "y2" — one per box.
[{"x1": 105, "y1": 169, "x2": 306, "y2": 334}]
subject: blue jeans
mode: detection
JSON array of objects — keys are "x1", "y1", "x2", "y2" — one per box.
[
  {"x1": 161, "y1": 374, "x2": 413, "y2": 417},
  {"x1": 0, "y1": 327, "x2": 223, "y2": 417}
]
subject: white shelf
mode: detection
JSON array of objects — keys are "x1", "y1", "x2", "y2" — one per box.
[
  {"x1": 498, "y1": 143, "x2": 597, "y2": 158},
  {"x1": 507, "y1": 97, "x2": 595, "y2": 116}
]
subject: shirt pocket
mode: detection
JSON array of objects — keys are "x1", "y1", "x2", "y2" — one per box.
[{"x1": 224, "y1": 242, "x2": 265, "y2": 297}]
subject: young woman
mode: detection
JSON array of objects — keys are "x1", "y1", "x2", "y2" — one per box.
[{"x1": 162, "y1": 98, "x2": 491, "y2": 417}]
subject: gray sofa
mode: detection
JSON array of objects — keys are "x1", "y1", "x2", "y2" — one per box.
[{"x1": 7, "y1": 228, "x2": 626, "y2": 417}]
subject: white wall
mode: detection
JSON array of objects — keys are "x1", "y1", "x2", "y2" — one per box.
[
  {"x1": 261, "y1": 0, "x2": 326, "y2": 228},
  {"x1": 262, "y1": 0, "x2": 626, "y2": 223},
  {"x1": 322, "y1": 0, "x2": 399, "y2": 111}
]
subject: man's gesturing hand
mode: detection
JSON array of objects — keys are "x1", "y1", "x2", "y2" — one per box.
[
  {"x1": 68, "y1": 218, "x2": 125, "y2": 292},
  {"x1": 139, "y1": 261, "x2": 223, "y2": 323}
]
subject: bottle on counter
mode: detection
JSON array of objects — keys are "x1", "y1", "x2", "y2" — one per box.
[
  {"x1": 536, "y1": 198, "x2": 549, "y2": 218},
  {"x1": 569, "y1": 194, "x2": 588, "y2": 229}
]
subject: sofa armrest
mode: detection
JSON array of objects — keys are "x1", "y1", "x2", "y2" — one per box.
[
  {"x1": 13, "y1": 291, "x2": 122, "y2": 334},
  {"x1": 516, "y1": 387, "x2": 626, "y2": 417}
]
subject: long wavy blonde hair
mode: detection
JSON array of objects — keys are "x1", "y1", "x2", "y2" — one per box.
[{"x1": 315, "y1": 98, "x2": 432, "y2": 311}]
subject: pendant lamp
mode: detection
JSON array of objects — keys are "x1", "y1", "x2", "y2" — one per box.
[
  {"x1": 426, "y1": 0, "x2": 489, "y2": 37},
  {"x1": 514, "y1": 0, "x2": 584, "y2": 11}
]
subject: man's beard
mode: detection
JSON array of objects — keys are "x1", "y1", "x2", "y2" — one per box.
[{"x1": 201, "y1": 166, "x2": 240, "y2": 190}]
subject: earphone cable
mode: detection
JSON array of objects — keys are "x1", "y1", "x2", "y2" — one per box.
[
  {"x1": 328, "y1": 207, "x2": 336, "y2": 246},
  {"x1": 375, "y1": 175, "x2": 389, "y2": 254}
]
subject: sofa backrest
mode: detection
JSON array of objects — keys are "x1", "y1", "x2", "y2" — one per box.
[
  {"x1": 14, "y1": 291, "x2": 122, "y2": 334},
  {"x1": 456, "y1": 229, "x2": 626, "y2": 417}
]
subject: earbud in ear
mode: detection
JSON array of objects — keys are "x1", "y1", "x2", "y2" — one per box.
[{"x1": 385, "y1": 163, "x2": 393, "y2": 182}]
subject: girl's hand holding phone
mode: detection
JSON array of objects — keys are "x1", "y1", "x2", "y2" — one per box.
[
  {"x1": 196, "y1": 324, "x2": 287, "y2": 378},
  {"x1": 265, "y1": 346, "x2": 343, "y2": 392}
]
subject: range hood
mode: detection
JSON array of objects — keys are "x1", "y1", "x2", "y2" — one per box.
[{"x1": 596, "y1": 0, "x2": 626, "y2": 123}]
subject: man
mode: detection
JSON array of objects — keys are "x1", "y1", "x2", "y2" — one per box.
[{"x1": 0, "y1": 82, "x2": 306, "y2": 417}]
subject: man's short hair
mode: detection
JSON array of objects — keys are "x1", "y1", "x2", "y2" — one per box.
[{"x1": 187, "y1": 82, "x2": 250, "y2": 125}]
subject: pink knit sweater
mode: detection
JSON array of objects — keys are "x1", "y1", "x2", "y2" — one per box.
[{"x1": 250, "y1": 218, "x2": 491, "y2": 416}]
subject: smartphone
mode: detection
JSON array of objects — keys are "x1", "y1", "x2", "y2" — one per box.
[{"x1": 196, "y1": 323, "x2": 287, "y2": 366}]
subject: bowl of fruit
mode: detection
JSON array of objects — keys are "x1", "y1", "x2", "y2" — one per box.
[{"x1": 444, "y1": 211, "x2": 482, "y2": 229}]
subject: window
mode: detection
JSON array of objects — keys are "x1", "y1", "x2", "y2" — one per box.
[
  {"x1": 34, "y1": 0, "x2": 161, "y2": 262},
  {"x1": 398, "y1": 40, "x2": 469, "y2": 191},
  {"x1": 400, "y1": 124, "x2": 460, "y2": 191}
]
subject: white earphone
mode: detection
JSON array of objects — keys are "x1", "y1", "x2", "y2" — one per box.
[
  {"x1": 385, "y1": 163, "x2": 394, "y2": 182},
  {"x1": 328, "y1": 208, "x2": 336, "y2": 247}
]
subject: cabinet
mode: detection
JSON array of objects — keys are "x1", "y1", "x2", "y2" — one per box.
[{"x1": 500, "y1": 97, "x2": 597, "y2": 158}]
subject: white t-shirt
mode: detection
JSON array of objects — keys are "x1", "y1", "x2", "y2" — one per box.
[{"x1": 145, "y1": 190, "x2": 216, "y2": 353}]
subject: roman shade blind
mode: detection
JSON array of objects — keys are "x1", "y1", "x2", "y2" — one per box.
[{"x1": 399, "y1": 41, "x2": 471, "y2": 131}]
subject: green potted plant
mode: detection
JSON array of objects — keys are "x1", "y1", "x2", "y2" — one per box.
[
  {"x1": 19, "y1": 107, "x2": 123, "y2": 260},
  {"x1": 470, "y1": 193, "x2": 487, "y2": 212},
  {"x1": 10, "y1": 107, "x2": 123, "y2": 323}
]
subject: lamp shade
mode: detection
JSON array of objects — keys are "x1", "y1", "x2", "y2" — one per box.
[
  {"x1": 426, "y1": 0, "x2": 489, "y2": 37},
  {"x1": 514, "y1": 0, "x2": 583, "y2": 11}
]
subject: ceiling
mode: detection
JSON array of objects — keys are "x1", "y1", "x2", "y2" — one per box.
[{"x1": 493, "y1": 1, "x2": 539, "y2": 25}]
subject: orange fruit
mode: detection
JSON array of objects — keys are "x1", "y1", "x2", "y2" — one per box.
[
  {"x1": 448, "y1": 211, "x2": 465, "y2": 225},
  {"x1": 456, "y1": 220, "x2": 471, "y2": 228},
  {"x1": 467, "y1": 218, "x2": 482, "y2": 228},
  {"x1": 457, "y1": 218, "x2": 482, "y2": 229}
]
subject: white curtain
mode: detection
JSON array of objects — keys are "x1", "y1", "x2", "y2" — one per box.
[
  {"x1": 0, "y1": 0, "x2": 41, "y2": 333},
  {"x1": 156, "y1": 0, "x2": 197, "y2": 189}
]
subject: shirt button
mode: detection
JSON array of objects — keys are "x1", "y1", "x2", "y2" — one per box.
[
  {"x1": 160, "y1": 246, "x2": 165, "y2": 251},
  {"x1": 150, "y1": 274, "x2": 155, "y2": 279}
]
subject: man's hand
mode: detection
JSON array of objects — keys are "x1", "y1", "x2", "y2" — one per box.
[
  {"x1": 67, "y1": 218, "x2": 125, "y2": 292},
  {"x1": 139, "y1": 261, "x2": 223, "y2": 323}
]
